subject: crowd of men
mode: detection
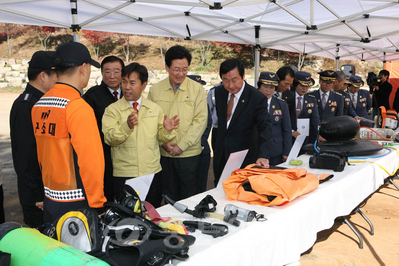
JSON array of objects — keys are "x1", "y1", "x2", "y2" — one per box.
[{"x1": 8, "y1": 41, "x2": 394, "y2": 226}]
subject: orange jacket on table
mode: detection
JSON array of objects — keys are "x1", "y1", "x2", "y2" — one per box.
[
  {"x1": 31, "y1": 83, "x2": 106, "y2": 209},
  {"x1": 223, "y1": 165, "x2": 328, "y2": 206}
]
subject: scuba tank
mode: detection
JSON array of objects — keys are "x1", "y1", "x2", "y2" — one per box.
[{"x1": 356, "y1": 127, "x2": 395, "y2": 140}]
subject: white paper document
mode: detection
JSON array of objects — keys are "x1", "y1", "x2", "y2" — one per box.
[
  {"x1": 217, "y1": 149, "x2": 249, "y2": 188},
  {"x1": 285, "y1": 134, "x2": 307, "y2": 165},
  {"x1": 297, "y1": 118, "x2": 310, "y2": 136},
  {"x1": 125, "y1": 173, "x2": 155, "y2": 201}
]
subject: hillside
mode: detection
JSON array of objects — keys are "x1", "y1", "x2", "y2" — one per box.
[{"x1": 0, "y1": 27, "x2": 383, "y2": 85}]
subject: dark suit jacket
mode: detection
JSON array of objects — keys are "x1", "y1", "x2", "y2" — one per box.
[
  {"x1": 373, "y1": 81, "x2": 392, "y2": 110},
  {"x1": 201, "y1": 106, "x2": 212, "y2": 155},
  {"x1": 350, "y1": 89, "x2": 372, "y2": 126},
  {"x1": 269, "y1": 97, "x2": 292, "y2": 158},
  {"x1": 291, "y1": 93, "x2": 320, "y2": 144},
  {"x1": 282, "y1": 90, "x2": 295, "y2": 121},
  {"x1": 309, "y1": 89, "x2": 344, "y2": 121},
  {"x1": 83, "y1": 82, "x2": 121, "y2": 171},
  {"x1": 337, "y1": 89, "x2": 357, "y2": 117},
  {"x1": 214, "y1": 82, "x2": 272, "y2": 179}
]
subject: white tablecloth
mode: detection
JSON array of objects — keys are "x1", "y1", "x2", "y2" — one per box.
[{"x1": 157, "y1": 147, "x2": 399, "y2": 266}]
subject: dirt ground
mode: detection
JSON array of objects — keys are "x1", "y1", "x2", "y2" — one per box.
[{"x1": 1, "y1": 91, "x2": 399, "y2": 265}]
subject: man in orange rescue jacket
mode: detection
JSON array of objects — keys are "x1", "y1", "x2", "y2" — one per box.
[{"x1": 32, "y1": 42, "x2": 106, "y2": 222}]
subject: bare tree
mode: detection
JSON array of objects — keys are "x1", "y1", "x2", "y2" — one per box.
[
  {"x1": 197, "y1": 40, "x2": 212, "y2": 67},
  {"x1": 298, "y1": 53, "x2": 305, "y2": 70},
  {"x1": 160, "y1": 37, "x2": 170, "y2": 65}
]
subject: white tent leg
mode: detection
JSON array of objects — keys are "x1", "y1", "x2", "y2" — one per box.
[{"x1": 254, "y1": 47, "x2": 260, "y2": 85}]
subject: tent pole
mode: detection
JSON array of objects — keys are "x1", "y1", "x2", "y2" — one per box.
[
  {"x1": 71, "y1": 0, "x2": 80, "y2": 42},
  {"x1": 335, "y1": 45, "x2": 340, "y2": 71},
  {"x1": 254, "y1": 25, "x2": 261, "y2": 85}
]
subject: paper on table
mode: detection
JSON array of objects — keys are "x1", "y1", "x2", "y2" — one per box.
[
  {"x1": 217, "y1": 149, "x2": 249, "y2": 188},
  {"x1": 285, "y1": 134, "x2": 307, "y2": 166},
  {"x1": 125, "y1": 173, "x2": 155, "y2": 201},
  {"x1": 297, "y1": 118, "x2": 310, "y2": 136}
]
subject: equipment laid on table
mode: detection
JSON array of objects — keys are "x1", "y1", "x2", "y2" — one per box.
[
  {"x1": 302, "y1": 116, "x2": 383, "y2": 156},
  {"x1": 309, "y1": 150, "x2": 347, "y2": 172},
  {"x1": 375, "y1": 106, "x2": 399, "y2": 130},
  {"x1": 224, "y1": 204, "x2": 266, "y2": 222},
  {"x1": 183, "y1": 221, "x2": 228, "y2": 238},
  {"x1": 163, "y1": 194, "x2": 240, "y2": 227}
]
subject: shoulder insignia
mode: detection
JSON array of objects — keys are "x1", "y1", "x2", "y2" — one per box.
[
  {"x1": 277, "y1": 97, "x2": 285, "y2": 101},
  {"x1": 22, "y1": 93, "x2": 32, "y2": 102},
  {"x1": 307, "y1": 94, "x2": 315, "y2": 97}
]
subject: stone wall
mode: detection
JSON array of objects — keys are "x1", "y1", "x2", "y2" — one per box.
[{"x1": 0, "y1": 58, "x2": 226, "y2": 91}]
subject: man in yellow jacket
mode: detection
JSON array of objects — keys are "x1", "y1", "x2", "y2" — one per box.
[
  {"x1": 102, "y1": 62, "x2": 179, "y2": 205},
  {"x1": 148, "y1": 45, "x2": 208, "y2": 201},
  {"x1": 32, "y1": 42, "x2": 106, "y2": 222}
]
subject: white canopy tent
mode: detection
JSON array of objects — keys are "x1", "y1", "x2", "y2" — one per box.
[{"x1": 1, "y1": 0, "x2": 399, "y2": 80}]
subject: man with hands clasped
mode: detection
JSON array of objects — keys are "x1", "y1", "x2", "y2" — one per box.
[{"x1": 102, "y1": 62, "x2": 179, "y2": 205}]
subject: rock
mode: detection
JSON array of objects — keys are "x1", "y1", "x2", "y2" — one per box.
[
  {"x1": 246, "y1": 79, "x2": 255, "y2": 87},
  {"x1": 149, "y1": 78, "x2": 159, "y2": 84},
  {"x1": 11, "y1": 64, "x2": 21, "y2": 71},
  {"x1": 96, "y1": 76, "x2": 103, "y2": 85},
  {"x1": 21, "y1": 83, "x2": 27, "y2": 89},
  {"x1": 87, "y1": 79, "x2": 97, "y2": 88},
  {"x1": 0, "y1": 67, "x2": 11, "y2": 74},
  {"x1": 148, "y1": 71, "x2": 155, "y2": 79},
  {"x1": 157, "y1": 74, "x2": 168, "y2": 80},
  {"x1": 6, "y1": 71, "x2": 20, "y2": 77},
  {"x1": 0, "y1": 61, "x2": 5, "y2": 67},
  {"x1": 19, "y1": 66, "x2": 28, "y2": 73},
  {"x1": 9, "y1": 78, "x2": 23, "y2": 87},
  {"x1": 90, "y1": 71, "x2": 102, "y2": 79},
  {"x1": 0, "y1": 82, "x2": 9, "y2": 89},
  {"x1": 144, "y1": 84, "x2": 151, "y2": 93},
  {"x1": 153, "y1": 70, "x2": 160, "y2": 76},
  {"x1": 21, "y1": 59, "x2": 29, "y2": 65},
  {"x1": 19, "y1": 74, "x2": 26, "y2": 79},
  {"x1": 6, "y1": 59, "x2": 15, "y2": 65}
]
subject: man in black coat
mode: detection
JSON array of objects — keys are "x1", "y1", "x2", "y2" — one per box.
[
  {"x1": 372, "y1": 69, "x2": 392, "y2": 112},
  {"x1": 10, "y1": 51, "x2": 58, "y2": 227},
  {"x1": 213, "y1": 59, "x2": 272, "y2": 185},
  {"x1": 276, "y1": 66, "x2": 296, "y2": 120},
  {"x1": 83, "y1": 56, "x2": 124, "y2": 202}
]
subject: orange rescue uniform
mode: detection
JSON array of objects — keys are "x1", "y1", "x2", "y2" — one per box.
[{"x1": 32, "y1": 83, "x2": 106, "y2": 220}]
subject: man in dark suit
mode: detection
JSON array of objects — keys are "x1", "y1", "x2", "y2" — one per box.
[
  {"x1": 276, "y1": 66, "x2": 295, "y2": 119},
  {"x1": 291, "y1": 71, "x2": 320, "y2": 144},
  {"x1": 83, "y1": 55, "x2": 124, "y2": 202},
  {"x1": 213, "y1": 59, "x2": 272, "y2": 185},
  {"x1": 372, "y1": 69, "x2": 392, "y2": 112},
  {"x1": 309, "y1": 70, "x2": 344, "y2": 122},
  {"x1": 347, "y1": 75, "x2": 372, "y2": 127}
]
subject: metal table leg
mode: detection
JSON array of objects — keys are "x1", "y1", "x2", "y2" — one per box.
[
  {"x1": 342, "y1": 216, "x2": 363, "y2": 249},
  {"x1": 355, "y1": 207, "x2": 374, "y2": 235}
]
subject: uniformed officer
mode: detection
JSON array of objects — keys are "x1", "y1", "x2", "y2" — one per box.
[
  {"x1": 292, "y1": 71, "x2": 321, "y2": 144},
  {"x1": 10, "y1": 51, "x2": 58, "y2": 227},
  {"x1": 347, "y1": 75, "x2": 372, "y2": 127},
  {"x1": 258, "y1": 71, "x2": 292, "y2": 165},
  {"x1": 309, "y1": 70, "x2": 344, "y2": 122},
  {"x1": 334, "y1": 71, "x2": 357, "y2": 117}
]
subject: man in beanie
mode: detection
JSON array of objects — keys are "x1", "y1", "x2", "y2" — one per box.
[
  {"x1": 31, "y1": 42, "x2": 106, "y2": 222},
  {"x1": 10, "y1": 51, "x2": 58, "y2": 227}
]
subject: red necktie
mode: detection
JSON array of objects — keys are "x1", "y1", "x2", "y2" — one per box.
[
  {"x1": 113, "y1": 91, "x2": 118, "y2": 101},
  {"x1": 133, "y1": 102, "x2": 139, "y2": 114},
  {"x1": 227, "y1": 94, "x2": 235, "y2": 122}
]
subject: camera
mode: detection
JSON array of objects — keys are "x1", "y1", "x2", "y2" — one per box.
[{"x1": 366, "y1": 72, "x2": 382, "y2": 87}]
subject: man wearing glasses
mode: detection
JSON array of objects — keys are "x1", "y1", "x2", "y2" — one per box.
[
  {"x1": 83, "y1": 56, "x2": 125, "y2": 202},
  {"x1": 148, "y1": 45, "x2": 207, "y2": 201},
  {"x1": 309, "y1": 70, "x2": 344, "y2": 122}
]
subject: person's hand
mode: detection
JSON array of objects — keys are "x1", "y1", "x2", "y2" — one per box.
[
  {"x1": 35, "y1": 201, "x2": 43, "y2": 210},
  {"x1": 163, "y1": 114, "x2": 180, "y2": 131},
  {"x1": 127, "y1": 111, "x2": 139, "y2": 129},
  {"x1": 318, "y1": 135, "x2": 327, "y2": 142},
  {"x1": 170, "y1": 145, "x2": 183, "y2": 156},
  {"x1": 355, "y1": 116, "x2": 361, "y2": 123},
  {"x1": 292, "y1": 131, "x2": 300, "y2": 138},
  {"x1": 282, "y1": 155, "x2": 288, "y2": 162},
  {"x1": 373, "y1": 85, "x2": 379, "y2": 90},
  {"x1": 161, "y1": 142, "x2": 176, "y2": 153},
  {"x1": 256, "y1": 158, "x2": 269, "y2": 168}
]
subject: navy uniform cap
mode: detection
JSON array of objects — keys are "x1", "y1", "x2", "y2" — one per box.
[
  {"x1": 295, "y1": 71, "x2": 315, "y2": 86},
  {"x1": 187, "y1": 75, "x2": 206, "y2": 85},
  {"x1": 258, "y1": 71, "x2": 279, "y2": 87},
  {"x1": 318, "y1": 70, "x2": 338, "y2": 81},
  {"x1": 29, "y1": 51, "x2": 56, "y2": 69},
  {"x1": 348, "y1": 75, "x2": 364, "y2": 87},
  {"x1": 54, "y1": 41, "x2": 100, "y2": 69}
]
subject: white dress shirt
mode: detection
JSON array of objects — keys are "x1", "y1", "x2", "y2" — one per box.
[{"x1": 227, "y1": 82, "x2": 245, "y2": 128}]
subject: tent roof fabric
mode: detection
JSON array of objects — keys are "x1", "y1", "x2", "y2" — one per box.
[{"x1": 1, "y1": 0, "x2": 399, "y2": 61}]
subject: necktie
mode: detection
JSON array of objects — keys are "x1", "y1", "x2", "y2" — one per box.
[
  {"x1": 113, "y1": 91, "x2": 118, "y2": 101},
  {"x1": 133, "y1": 102, "x2": 139, "y2": 114},
  {"x1": 227, "y1": 94, "x2": 235, "y2": 122},
  {"x1": 322, "y1": 93, "x2": 327, "y2": 109},
  {"x1": 296, "y1": 96, "x2": 302, "y2": 119},
  {"x1": 352, "y1": 94, "x2": 356, "y2": 108}
]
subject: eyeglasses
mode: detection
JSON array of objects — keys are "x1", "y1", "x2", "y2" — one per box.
[{"x1": 170, "y1": 68, "x2": 188, "y2": 74}]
